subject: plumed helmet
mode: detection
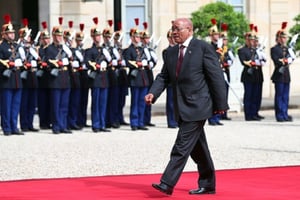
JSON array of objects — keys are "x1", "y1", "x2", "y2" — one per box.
[
  {"x1": 219, "y1": 23, "x2": 228, "y2": 39},
  {"x1": 40, "y1": 21, "x2": 50, "y2": 39},
  {"x1": 245, "y1": 23, "x2": 256, "y2": 40},
  {"x1": 52, "y1": 17, "x2": 63, "y2": 36},
  {"x1": 63, "y1": 20, "x2": 73, "y2": 39},
  {"x1": 75, "y1": 23, "x2": 85, "y2": 41},
  {"x1": 113, "y1": 21, "x2": 122, "y2": 40},
  {"x1": 276, "y1": 22, "x2": 288, "y2": 38},
  {"x1": 129, "y1": 18, "x2": 140, "y2": 37},
  {"x1": 140, "y1": 22, "x2": 150, "y2": 39},
  {"x1": 209, "y1": 18, "x2": 219, "y2": 35},
  {"x1": 90, "y1": 17, "x2": 101, "y2": 36},
  {"x1": 2, "y1": 14, "x2": 15, "y2": 34},
  {"x1": 18, "y1": 18, "x2": 30, "y2": 38},
  {"x1": 102, "y1": 19, "x2": 113, "y2": 37}
]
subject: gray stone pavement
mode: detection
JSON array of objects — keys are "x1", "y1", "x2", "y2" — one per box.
[{"x1": 0, "y1": 96, "x2": 299, "y2": 181}]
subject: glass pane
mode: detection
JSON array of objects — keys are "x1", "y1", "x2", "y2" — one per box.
[
  {"x1": 126, "y1": 7, "x2": 145, "y2": 28},
  {"x1": 127, "y1": 0, "x2": 145, "y2": 4},
  {"x1": 230, "y1": 0, "x2": 243, "y2": 5}
]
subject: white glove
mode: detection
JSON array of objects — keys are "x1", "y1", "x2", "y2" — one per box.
[
  {"x1": 100, "y1": 61, "x2": 107, "y2": 70},
  {"x1": 72, "y1": 61, "x2": 80, "y2": 68},
  {"x1": 18, "y1": 47, "x2": 26, "y2": 61},
  {"x1": 29, "y1": 47, "x2": 39, "y2": 60},
  {"x1": 62, "y1": 57, "x2": 69, "y2": 65},
  {"x1": 102, "y1": 48, "x2": 112, "y2": 62},
  {"x1": 287, "y1": 57, "x2": 293, "y2": 64},
  {"x1": 15, "y1": 58, "x2": 23, "y2": 67},
  {"x1": 112, "y1": 59, "x2": 118, "y2": 66},
  {"x1": 255, "y1": 59, "x2": 261, "y2": 66},
  {"x1": 288, "y1": 48, "x2": 296, "y2": 60},
  {"x1": 217, "y1": 38, "x2": 223, "y2": 48},
  {"x1": 31, "y1": 60, "x2": 37, "y2": 67},
  {"x1": 121, "y1": 60, "x2": 126, "y2": 66},
  {"x1": 143, "y1": 48, "x2": 151, "y2": 61},
  {"x1": 62, "y1": 44, "x2": 73, "y2": 58},
  {"x1": 112, "y1": 48, "x2": 120, "y2": 60},
  {"x1": 149, "y1": 61, "x2": 154, "y2": 69},
  {"x1": 142, "y1": 59, "x2": 148, "y2": 67},
  {"x1": 256, "y1": 49, "x2": 263, "y2": 60},
  {"x1": 75, "y1": 50, "x2": 84, "y2": 62},
  {"x1": 227, "y1": 60, "x2": 233, "y2": 66}
]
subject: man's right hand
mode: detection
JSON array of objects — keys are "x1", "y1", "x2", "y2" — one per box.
[{"x1": 144, "y1": 93, "x2": 154, "y2": 105}]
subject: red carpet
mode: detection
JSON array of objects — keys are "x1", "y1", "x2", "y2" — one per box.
[{"x1": 0, "y1": 166, "x2": 299, "y2": 200}]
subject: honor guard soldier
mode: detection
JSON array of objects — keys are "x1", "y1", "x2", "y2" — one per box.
[
  {"x1": 45, "y1": 17, "x2": 73, "y2": 134},
  {"x1": 252, "y1": 25, "x2": 266, "y2": 120},
  {"x1": 102, "y1": 19, "x2": 121, "y2": 129},
  {"x1": 65, "y1": 21, "x2": 82, "y2": 130},
  {"x1": 85, "y1": 17, "x2": 111, "y2": 132},
  {"x1": 123, "y1": 18, "x2": 150, "y2": 131},
  {"x1": 37, "y1": 21, "x2": 52, "y2": 129},
  {"x1": 113, "y1": 22, "x2": 129, "y2": 126},
  {"x1": 75, "y1": 23, "x2": 90, "y2": 128},
  {"x1": 163, "y1": 29, "x2": 178, "y2": 128},
  {"x1": 207, "y1": 18, "x2": 223, "y2": 125},
  {"x1": 18, "y1": 18, "x2": 40, "y2": 132},
  {"x1": 140, "y1": 21, "x2": 158, "y2": 127},
  {"x1": 219, "y1": 23, "x2": 235, "y2": 120},
  {"x1": 0, "y1": 14, "x2": 24, "y2": 135},
  {"x1": 238, "y1": 24, "x2": 264, "y2": 121},
  {"x1": 270, "y1": 22, "x2": 296, "y2": 122}
]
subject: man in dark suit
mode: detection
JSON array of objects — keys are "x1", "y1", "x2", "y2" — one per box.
[{"x1": 145, "y1": 18, "x2": 228, "y2": 195}]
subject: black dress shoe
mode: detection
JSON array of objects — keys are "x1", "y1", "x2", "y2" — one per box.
[
  {"x1": 21, "y1": 128, "x2": 30, "y2": 132},
  {"x1": 100, "y1": 128, "x2": 111, "y2": 132},
  {"x1": 276, "y1": 118, "x2": 285, "y2": 122},
  {"x1": 12, "y1": 131, "x2": 25, "y2": 135},
  {"x1": 246, "y1": 116, "x2": 261, "y2": 121},
  {"x1": 152, "y1": 183, "x2": 173, "y2": 195},
  {"x1": 131, "y1": 126, "x2": 138, "y2": 131},
  {"x1": 256, "y1": 114, "x2": 265, "y2": 119},
  {"x1": 208, "y1": 121, "x2": 217, "y2": 126},
  {"x1": 138, "y1": 126, "x2": 148, "y2": 130},
  {"x1": 61, "y1": 129, "x2": 72, "y2": 134},
  {"x1": 216, "y1": 121, "x2": 223, "y2": 125},
  {"x1": 146, "y1": 123, "x2": 155, "y2": 127},
  {"x1": 111, "y1": 123, "x2": 120, "y2": 128},
  {"x1": 168, "y1": 125, "x2": 177, "y2": 128},
  {"x1": 189, "y1": 187, "x2": 215, "y2": 195},
  {"x1": 221, "y1": 116, "x2": 231, "y2": 120},
  {"x1": 53, "y1": 130, "x2": 60, "y2": 134},
  {"x1": 3, "y1": 132, "x2": 12, "y2": 136},
  {"x1": 84, "y1": 124, "x2": 91, "y2": 128},
  {"x1": 120, "y1": 121, "x2": 129, "y2": 126},
  {"x1": 29, "y1": 128, "x2": 39, "y2": 132},
  {"x1": 40, "y1": 125, "x2": 51, "y2": 130},
  {"x1": 92, "y1": 128, "x2": 100, "y2": 133},
  {"x1": 70, "y1": 125, "x2": 82, "y2": 130},
  {"x1": 285, "y1": 115, "x2": 293, "y2": 121}
]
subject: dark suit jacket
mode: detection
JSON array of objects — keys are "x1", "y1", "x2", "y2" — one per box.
[{"x1": 149, "y1": 38, "x2": 228, "y2": 122}]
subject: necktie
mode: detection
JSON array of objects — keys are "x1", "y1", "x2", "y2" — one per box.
[{"x1": 176, "y1": 45, "x2": 185, "y2": 78}]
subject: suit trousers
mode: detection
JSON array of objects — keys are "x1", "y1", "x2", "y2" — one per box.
[{"x1": 160, "y1": 120, "x2": 215, "y2": 189}]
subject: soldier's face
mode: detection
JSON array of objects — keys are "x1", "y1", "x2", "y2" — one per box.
[{"x1": 5, "y1": 32, "x2": 15, "y2": 41}]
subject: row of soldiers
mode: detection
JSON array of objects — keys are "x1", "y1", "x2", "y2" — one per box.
[
  {"x1": 0, "y1": 15, "x2": 158, "y2": 135},
  {"x1": 207, "y1": 18, "x2": 297, "y2": 124}
]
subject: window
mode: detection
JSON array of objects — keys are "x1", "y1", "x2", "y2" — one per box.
[
  {"x1": 123, "y1": 0, "x2": 149, "y2": 44},
  {"x1": 218, "y1": 0, "x2": 245, "y2": 13}
]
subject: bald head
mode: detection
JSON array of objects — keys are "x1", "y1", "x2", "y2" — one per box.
[{"x1": 171, "y1": 18, "x2": 193, "y2": 44}]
